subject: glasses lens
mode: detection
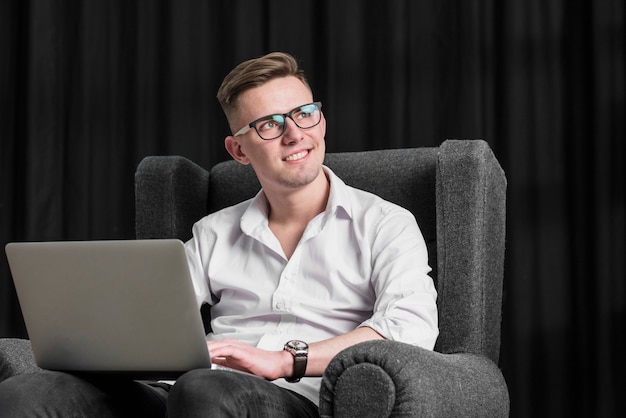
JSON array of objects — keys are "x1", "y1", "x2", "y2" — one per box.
[
  {"x1": 292, "y1": 103, "x2": 321, "y2": 129},
  {"x1": 254, "y1": 115, "x2": 285, "y2": 140}
]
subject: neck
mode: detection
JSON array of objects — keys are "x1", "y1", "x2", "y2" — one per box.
[{"x1": 265, "y1": 168, "x2": 330, "y2": 226}]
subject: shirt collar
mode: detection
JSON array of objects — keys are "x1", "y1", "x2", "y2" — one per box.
[
  {"x1": 322, "y1": 165, "x2": 353, "y2": 220},
  {"x1": 240, "y1": 165, "x2": 354, "y2": 237}
]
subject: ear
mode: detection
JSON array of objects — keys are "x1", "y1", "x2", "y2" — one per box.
[{"x1": 224, "y1": 136, "x2": 250, "y2": 165}]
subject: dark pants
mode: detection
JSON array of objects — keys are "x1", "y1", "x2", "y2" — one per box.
[{"x1": 0, "y1": 369, "x2": 319, "y2": 417}]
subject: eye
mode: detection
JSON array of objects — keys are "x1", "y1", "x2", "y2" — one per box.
[
  {"x1": 257, "y1": 115, "x2": 284, "y2": 132},
  {"x1": 259, "y1": 120, "x2": 277, "y2": 131},
  {"x1": 295, "y1": 104, "x2": 317, "y2": 120}
]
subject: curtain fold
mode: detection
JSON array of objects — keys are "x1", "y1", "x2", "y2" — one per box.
[{"x1": 1, "y1": 1, "x2": 623, "y2": 416}]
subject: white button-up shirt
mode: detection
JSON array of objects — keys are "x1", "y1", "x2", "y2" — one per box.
[{"x1": 185, "y1": 166, "x2": 438, "y2": 405}]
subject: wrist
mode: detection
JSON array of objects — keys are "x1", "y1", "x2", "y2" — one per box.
[{"x1": 281, "y1": 349, "x2": 294, "y2": 377}]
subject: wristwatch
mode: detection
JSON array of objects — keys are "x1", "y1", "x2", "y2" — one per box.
[{"x1": 283, "y1": 340, "x2": 308, "y2": 383}]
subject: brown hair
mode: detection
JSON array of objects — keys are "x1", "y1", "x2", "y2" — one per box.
[{"x1": 217, "y1": 52, "x2": 311, "y2": 120}]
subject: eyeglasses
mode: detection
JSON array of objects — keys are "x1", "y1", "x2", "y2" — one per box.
[{"x1": 233, "y1": 102, "x2": 323, "y2": 140}]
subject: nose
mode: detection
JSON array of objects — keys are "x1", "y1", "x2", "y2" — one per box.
[{"x1": 281, "y1": 117, "x2": 304, "y2": 143}]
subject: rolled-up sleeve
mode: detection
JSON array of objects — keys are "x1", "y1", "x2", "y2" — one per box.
[{"x1": 359, "y1": 208, "x2": 438, "y2": 349}]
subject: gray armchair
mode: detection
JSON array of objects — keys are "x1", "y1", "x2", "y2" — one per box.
[{"x1": 0, "y1": 139, "x2": 509, "y2": 416}]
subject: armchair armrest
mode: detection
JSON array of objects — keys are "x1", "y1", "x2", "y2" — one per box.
[
  {"x1": 0, "y1": 338, "x2": 41, "y2": 383},
  {"x1": 135, "y1": 156, "x2": 209, "y2": 241},
  {"x1": 319, "y1": 340, "x2": 509, "y2": 418}
]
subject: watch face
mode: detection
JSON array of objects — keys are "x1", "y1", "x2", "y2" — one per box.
[{"x1": 289, "y1": 340, "x2": 308, "y2": 350}]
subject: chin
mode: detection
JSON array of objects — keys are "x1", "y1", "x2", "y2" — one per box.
[{"x1": 280, "y1": 165, "x2": 324, "y2": 189}]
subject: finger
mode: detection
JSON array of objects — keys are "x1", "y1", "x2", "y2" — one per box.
[{"x1": 208, "y1": 342, "x2": 249, "y2": 360}]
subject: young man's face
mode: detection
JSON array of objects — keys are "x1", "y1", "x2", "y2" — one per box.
[{"x1": 224, "y1": 76, "x2": 326, "y2": 194}]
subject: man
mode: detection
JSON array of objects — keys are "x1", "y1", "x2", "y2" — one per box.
[
  {"x1": 0, "y1": 52, "x2": 437, "y2": 417},
  {"x1": 167, "y1": 51, "x2": 438, "y2": 416}
]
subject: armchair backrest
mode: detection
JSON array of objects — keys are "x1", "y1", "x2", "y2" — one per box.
[{"x1": 135, "y1": 139, "x2": 506, "y2": 364}]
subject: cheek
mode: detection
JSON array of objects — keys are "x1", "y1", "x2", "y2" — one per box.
[
  {"x1": 319, "y1": 114, "x2": 327, "y2": 135},
  {"x1": 243, "y1": 141, "x2": 275, "y2": 164}
]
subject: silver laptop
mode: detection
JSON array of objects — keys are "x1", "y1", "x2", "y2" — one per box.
[{"x1": 5, "y1": 239, "x2": 212, "y2": 379}]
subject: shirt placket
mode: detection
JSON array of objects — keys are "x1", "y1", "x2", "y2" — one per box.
[{"x1": 272, "y1": 249, "x2": 300, "y2": 333}]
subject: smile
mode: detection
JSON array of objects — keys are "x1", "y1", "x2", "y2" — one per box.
[{"x1": 285, "y1": 150, "x2": 309, "y2": 161}]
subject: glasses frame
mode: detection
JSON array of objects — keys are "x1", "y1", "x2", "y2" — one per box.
[{"x1": 233, "y1": 102, "x2": 323, "y2": 140}]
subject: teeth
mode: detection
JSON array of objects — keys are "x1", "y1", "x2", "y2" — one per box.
[{"x1": 285, "y1": 151, "x2": 308, "y2": 161}]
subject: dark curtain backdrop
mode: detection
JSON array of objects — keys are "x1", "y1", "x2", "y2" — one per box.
[{"x1": 1, "y1": 1, "x2": 624, "y2": 417}]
